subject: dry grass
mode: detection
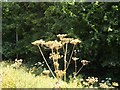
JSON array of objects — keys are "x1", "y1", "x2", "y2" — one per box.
[{"x1": 0, "y1": 61, "x2": 118, "y2": 88}]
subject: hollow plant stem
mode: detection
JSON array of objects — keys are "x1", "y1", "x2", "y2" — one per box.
[
  {"x1": 66, "y1": 45, "x2": 75, "y2": 70},
  {"x1": 75, "y1": 65, "x2": 84, "y2": 76},
  {"x1": 64, "y1": 43, "x2": 68, "y2": 81},
  {"x1": 37, "y1": 45, "x2": 56, "y2": 78},
  {"x1": 75, "y1": 60, "x2": 77, "y2": 73}
]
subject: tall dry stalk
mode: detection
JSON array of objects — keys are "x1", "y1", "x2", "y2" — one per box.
[
  {"x1": 37, "y1": 45, "x2": 56, "y2": 78},
  {"x1": 63, "y1": 43, "x2": 68, "y2": 81}
]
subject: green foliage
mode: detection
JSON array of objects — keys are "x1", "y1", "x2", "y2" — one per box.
[{"x1": 2, "y1": 2, "x2": 120, "y2": 82}]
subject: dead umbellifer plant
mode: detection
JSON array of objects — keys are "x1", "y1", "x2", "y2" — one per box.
[{"x1": 32, "y1": 34, "x2": 89, "y2": 83}]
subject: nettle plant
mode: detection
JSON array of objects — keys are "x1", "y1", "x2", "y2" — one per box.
[{"x1": 32, "y1": 34, "x2": 89, "y2": 81}]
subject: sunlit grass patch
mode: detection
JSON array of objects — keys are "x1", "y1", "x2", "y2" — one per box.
[
  {"x1": 0, "y1": 61, "x2": 119, "y2": 88},
  {"x1": 0, "y1": 61, "x2": 68, "y2": 88}
]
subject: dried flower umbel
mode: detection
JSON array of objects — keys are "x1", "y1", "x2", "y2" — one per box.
[
  {"x1": 11, "y1": 59, "x2": 23, "y2": 69},
  {"x1": 72, "y1": 57, "x2": 79, "y2": 61},
  {"x1": 57, "y1": 34, "x2": 67, "y2": 39},
  {"x1": 54, "y1": 70, "x2": 66, "y2": 80},
  {"x1": 72, "y1": 59, "x2": 90, "y2": 78},
  {"x1": 49, "y1": 53, "x2": 61, "y2": 61},
  {"x1": 60, "y1": 38, "x2": 73, "y2": 44},
  {"x1": 81, "y1": 60, "x2": 89, "y2": 66},
  {"x1": 112, "y1": 82, "x2": 119, "y2": 87},
  {"x1": 86, "y1": 77, "x2": 98, "y2": 85},
  {"x1": 70, "y1": 39, "x2": 81, "y2": 45},
  {"x1": 44, "y1": 40, "x2": 63, "y2": 50},
  {"x1": 32, "y1": 34, "x2": 84, "y2": 82},
  {"x1": 32, "y1": 39, "x2": 45, "y2": 46},
  {"x1": 99, "y1": 82, "x2": 109, "y2": 88}
]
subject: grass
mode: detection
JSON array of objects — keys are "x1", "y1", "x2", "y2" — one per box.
[
  {"x1": 0, "y1": 60, "x2": 119, "y2": 88},
  {"x1": 0, "y1": 61, "x2": 57, "y2": 88},
  {"x1": 0, "y1": 61, "x2": 71, "y2": 88}
]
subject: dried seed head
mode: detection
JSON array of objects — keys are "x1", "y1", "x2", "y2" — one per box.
[
  {"x1": 54, "y1": 40, "x2": 63, "y2": 50},
  {"x1": 11, "y1": 59, "x2": 23, "y2": 68},
  {"x1": 57, "y1": 34, "x2": 67, "y2": 39},
  {"x1": 70, "y1": 39, "x2": 81, "y2": 45},
  {"x1": 15, "y1": 59, "x2": 23, "y2": 64},
  {"x1": 81, "y1": 60, "x2": 89, "y2": 65},
  {"x1": 54, "y1": 62, "x2": 59, "y2": 67},
  {"x1": 44, "y1": 40, "x2": 63, "y2": 50},
  {"x1": 112, "y1": 82, "x2": 119, "y2": 87},
  {"x1": 99, "y1": 83, "x2": 109, "y2": 88},
  {"x1": 60, "y1": 38, "x2": 73, "y2": 44},
  {"x1": 32, "y1": 39, "x2": 45, "y2": 46},
  {"x1": 86, "y1": 77, "x2": 98, "y2": 84},
  {"x1": 55, "y1": 70, "x2": 66, "y2": 78},
  {"x1": 72, "y1": 57, "x2": 79, "y2": 61},
  {"x1": 49, "y1": 53, "x2": 61, "y2": 60}
]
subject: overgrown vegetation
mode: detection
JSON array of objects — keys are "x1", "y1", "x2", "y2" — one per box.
[
  {"x1": 1, "y1": 1, "x2": 120, "y2": 88},
  {"x1": 0, "y1": 61, "x2": 119, "y2": 88}
]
